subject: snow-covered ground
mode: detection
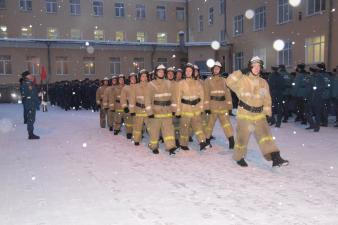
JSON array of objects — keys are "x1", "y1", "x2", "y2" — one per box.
[{"x1": 0, "y1": 103, "x2": 338, "y2": 225}]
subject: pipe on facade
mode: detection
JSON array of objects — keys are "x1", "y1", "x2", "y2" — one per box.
[{"x1": 327, "y1": 0, "x2": 333, "y2": 69}]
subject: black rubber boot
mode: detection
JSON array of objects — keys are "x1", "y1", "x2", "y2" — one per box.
[
  {"x1": 200, "y1": 141, "x2": 208, "y2": 151},
  {"x1": 189, "y1": 136, "x2": 193, "y2": 142},
  {"x1": 180, "y1": 145, "x2": 189, "y2": 151},
  {"x1": 28, "y1": 132, "x2": 40, "y2": 140},
  {"x1": 175, "y1": 139, "x2": 180, "y2": 148},
  {"x1": 169, "y1": 147, "x2": 177, "y2": 155},
  {"x1": 113, "y1": 130, "x2": 120, "y2": 135},
  {"x1": 126, "y1": 133, "x2": 132, "y2": 139},
  {"x1": 109, "y1": 127, "x2": 113, "y2": 131},
  {"x1": 206, "y1": 138, "x2": 212, "y2": 148},
  {"x1": 152, "y1": 149, "x2": 159, "y2": 154},
  {"x1": 271, "y1": 151, "x2": 289, "y2": 167},
  {"x1": 134, "y1": 142, "x2": 139, "y2": 146},
  {"x1": 237, "y1": 158, "x2": 248, "y2": 167},
  {"x1": 228, "y1": 136, "x2": 235, "y2": 149}
]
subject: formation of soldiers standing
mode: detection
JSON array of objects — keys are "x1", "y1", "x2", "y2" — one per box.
[
  {"x1": 267, "y1": 63, "x2": 338, "y2": 131},
  {"x1": 96, "y1": 57, "x2": 289, "y2": 167}
]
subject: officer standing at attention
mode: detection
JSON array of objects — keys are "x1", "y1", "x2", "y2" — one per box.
[{"x1": 21, "y1": 71, "x2": 40, "y2": 140}]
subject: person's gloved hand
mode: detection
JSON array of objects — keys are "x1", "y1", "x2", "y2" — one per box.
[{"x1": 124, "y1": 107, "x2": 129, "y2": 113}]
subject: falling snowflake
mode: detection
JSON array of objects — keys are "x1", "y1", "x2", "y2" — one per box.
[{"x1": 82, "y1": 143, "x2": 87, "y2": 148}]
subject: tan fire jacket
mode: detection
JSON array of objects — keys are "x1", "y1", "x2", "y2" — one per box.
[
  {"x1": 129, "y1": 82, "x2": 148, "y2": 115},
  {"x1": 102, "y1": 86, "x2": 115, "y2": 110},
  {"x1": 96, "y1": 85, "x2": 108, "y2": 109},
  {"x1": 112, "y1": 85, "x2": 124, "y2": 113},
  {"x1": 204, "y1": 75, "x2": 233, "y2": 113},
  {"x1": 145, "y1": 79, "x2": 175, "y2": 117},
  {"x1": 226, "y1": 70, "x2": 272, "y2": 117},
  {"x1": 175, "y1": 78, "x2": 204, "y2": 117},
  {"x1": 120, "y1": 84, "x2": 136, "y2": 110}
]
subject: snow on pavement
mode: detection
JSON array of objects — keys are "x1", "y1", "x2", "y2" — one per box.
[{"x1": 0, "y1": 104, "x2": 338, "y2": 225}]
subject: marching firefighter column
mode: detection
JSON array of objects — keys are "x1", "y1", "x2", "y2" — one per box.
[
  {"x1": 226, "y1": 56, "x2": 289, "y2": 167},
  {"x1": 175, "y1": 63, "x2": 208, "y2": 151},
  {"x1": 96, "y1": 77, "x2": 109, "y2": 128},
  {"x1": 204, "y1": 61, "x2": 235, "y2": 149},
  {"x1": 145, "y1": 64, "x2": 177, "y2": 155},
  {"x1": 129, "y1": 69, "x2": 150, "y2": 146},
  {"x1": 121, "y1": 73, "x2": 137, "y2": 139}
]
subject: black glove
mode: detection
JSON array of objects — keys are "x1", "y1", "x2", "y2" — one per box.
[
  {"x1": 175, "y1": 115, "x2": 181, "y2": 119},
  {"x1": 205, "y1": 110, "x2": 211, "y2": 114},
  {"x1": 148, "y1": 114, "x2": 154, "y2": 118},
  {"x1": 130, "y1": 113, "x2": 136, "y2": 116},
  {"x1": 124, "y1": 107, "x2": 129, "y2": 113},
  {"x1": 172, "y1": 112, "x2": 176, "y2": 116}
]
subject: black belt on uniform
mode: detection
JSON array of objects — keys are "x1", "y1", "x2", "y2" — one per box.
[
  {"x1": 136, "y1": 102, "x2": 145, "y2": 108},
  {"x1": 153, "y1": 100, "x2": 171, "y2": 106},
  {"x1": 181, "y1": 98, "x2": 201, "y2": 105},
  {"x1": 116, "y1": 100, "x2": 120, "y2": 103},
  {"x1": 210, "y1": 96, "x2": 226, "y2": 101},
  {"x1": 238, "y1": 100, "x2": 263, "y2": 113}
]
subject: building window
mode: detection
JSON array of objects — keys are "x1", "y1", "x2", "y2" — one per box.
[
  {"x1": 305, "y1": 35, "x2": 325, "y2": 64},
  {"x1": 209, "y1": 7, "x2": 214, "y2": 25},
  {"x1": 219, "y1": 30, "x2": 225, "y2": 42},
  {"x1": 176, "y1": 7, "x2": 185, "y2": 21},
  {"x1": 133, "y1": 57, "x2": 144, "y2": 72},
  {"x1": 94, "y1": 29, "x2": 104, "y2": 40},
  {"x1": 198, "y1": 15, "x2": 204, "y2": 32},
  {"x1": 157, "y1": 32, "x2": 167, "y2": 43},
  {"x1": 0, "y1": 56, "x2": 12, "y2": 75},
  {"x1": 0, "y1": 25, "x2": 8, "y2": 38},
  {"x1": 156, "y1": 6, "x2": 166, "y2": 21},
  {"x1": 254, "y1": 6, "x2": 266, "y2": 31},
  {"x1": 27, "y1": 56, "x2": 40, "y2": 75},
  {"x1": 109, "y1": 57, "x2": 120, "y2": 74},
  {"x1": 46, "y1": 0, "x2": 57, "y2": 13},
  {"x1": 115, "y1": 31, "x2": 125, "y2": 41},
  {"x1": 70, "y1": 28, "x2": 82, "y2": 39},
  {"x1": 83, "y1": 57, "x2": 95, "y2": 75},
  {"x1": 70, "y1": 0, "x2": 80, "y2": 15},
  {"x1": 93, "y1": 0, "x2": 103, "y2": 16},
  {"x1": 47, "y1": 27, "x2": 58, "y2": 39},
  {"x1": 115, "y1": 2, "x2": 124, "y2": 17},
  {"x1": 136, "y1": 4, "x2": 145, "y2": 20},
  {"x1": 278, "y1": 0, "x2": 292, "y2": 24},
  {"x1": 308, "y1": 0, "x2": 326, "y2": 15},
  {"x1": 253, "y1": 48, "x2": 266, "y2": 66},
  {"x1": 220, "y1": 0, "x2": 224, "y2": 15},
  {"x1": 56, "y1": 57, "x2": 69, "y2": 75},
  {"x1": 136, "y1": 32, "x2": 145, "y2": 42},
  {"x1": 19, "y1": 0, "x2": 32, "y2": 11},
  {"x1": 157, "y1": 58, "x2": 167, "y2": 67},
  {"x1": 234, "y1": 52, "x2": 244, "y2": 70},
  {"x1": 0, "y1": 0, "x2": 6, "y2": 9},
  {"x1": 233, "y1": 15, "x2": 243, "y2": 36},
  {"x1": 278, "y1": 41, "x2": 292, "y2": 66},
  {"x1": 21, "y1": 26, "x2": 32, "y2": 38}
]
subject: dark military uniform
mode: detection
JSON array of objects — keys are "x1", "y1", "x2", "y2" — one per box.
[
  {"x1": 293, "y1": 64, "x2": 310, "y2": 124},
  {"x1": 268, "y1": 67, "x2": 285, "y2": 127}
]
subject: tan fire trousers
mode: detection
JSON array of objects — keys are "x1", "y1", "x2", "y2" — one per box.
[{"x1": 148, "y1": 116, "x2": 176, "y2": 151}]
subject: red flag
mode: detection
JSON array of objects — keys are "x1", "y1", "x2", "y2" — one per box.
[{"x1": 40, "y1": 65, "x2": 47, "y2": 81}]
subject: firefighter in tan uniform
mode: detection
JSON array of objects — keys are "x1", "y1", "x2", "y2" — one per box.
[
  {"x1": 121, "y1": 73, "x2": 137, "y2": 139},
  {"x1": 103, "y1": 75, "x2": 118, "y2": 131},
  {"x1": 145, "y1": 64, "x2": 177, "y2": 155},
  {"x1": 176, "y1": 68, "x2": 183, "y2": 82},
  {"x1": 129, "y1": 69, "x2": 150, "y2": 146},
  {"x1": 204, "y1": 61, "x2": 235, "y2": 149},
  {"x1": 167, "y1": 67, "x2": 180, "y2": 146},
  {"x1": 176, "y1": 63, "x2": 209, "y2": 151},
  {"x1": 96, "y1": 77, "x2": 109, "y2": 128},
  {"x1": 226, "y1": 56, "x2": 289, "y2": 167},
  {"x1": 112, "y1": 74, "x2": 126, "y2": 135}
]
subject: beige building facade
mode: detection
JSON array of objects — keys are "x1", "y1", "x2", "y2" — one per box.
[{"x1": 0, "y1": 0, "x2": 337, "y2": 85}]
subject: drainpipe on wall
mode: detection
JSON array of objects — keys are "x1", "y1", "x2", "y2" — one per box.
[
  {"x1": 223, "y1": 0, "x2": 233, "y2": 72},
  {"x1": 185, "y1": 0, "x2": 189, "y2": 42},
  {"x1": 327, "y1": 0, "x2": 333, "y2": 69},
  {"x1": 46, "y1": 41, "x2": 51, "y2": 100}
]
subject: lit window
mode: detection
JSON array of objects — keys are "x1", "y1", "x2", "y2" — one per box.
[
  {"x1": 305, "y1": 35, "x2": 325, "y2": 64},
  {"x1": 0, "y1": 25, "x2": 8, "y2": 38},
  {"x1": 133, "y1": 57, "x2": 144, "y2": 72},
  {"x1": 136, "y1": 32, "x2": 145, "y2": 42},
  {"x1": 70, "y1": 29, "x2": 82, "y2": 39},
  {"x1": 83, "y1": 57, "x2": 95, "y2": 75},
  {"x1": 21, "y1": 26, "x2": 32, "y2": 38},
  {"x1": 0, "y1": 56, "x2": 12, "y2": 75},
  {"x1": 157, "y1": 32, "x2": 167, "y2": 43},
  {"x1": 115, "y1": 31, "x2": 125, "y2": 41},
  {"x1": 56, "y1": 57, "x2": 69, "y2": 75},
  {"x1": 94, "y1": 29, "x2": 104, "y2": 40},
  {"x1": 47, "y1": 27, "x2": 59, "y2": 39}
]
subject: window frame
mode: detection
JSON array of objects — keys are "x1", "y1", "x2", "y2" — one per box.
[{"x1": 0, "y1": 55, "x2": 12, "y2": 75}]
